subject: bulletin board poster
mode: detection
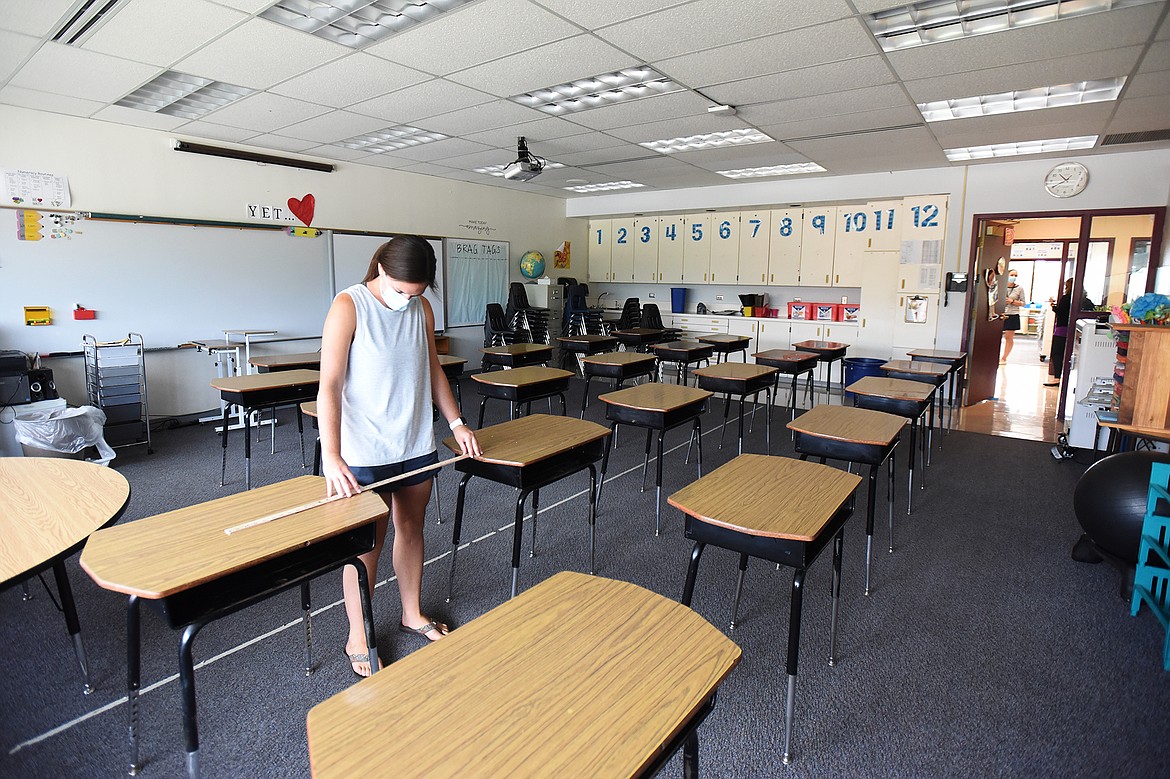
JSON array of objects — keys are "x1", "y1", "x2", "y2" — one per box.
[
  {"x1": 2, "y1": 168, "x2": 71, "y2": 209},
  {"x1": 446, "y1": 239, "x2": 509, "y2": 326}
]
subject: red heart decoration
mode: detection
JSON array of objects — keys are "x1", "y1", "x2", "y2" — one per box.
[{"x1": 288, "y1": 194, "x2": 315, "y2": 227}]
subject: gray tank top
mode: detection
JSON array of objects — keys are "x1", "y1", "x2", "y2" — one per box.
[{"x1": 339, "y1": 283, "x2": 434, "y2": 467}]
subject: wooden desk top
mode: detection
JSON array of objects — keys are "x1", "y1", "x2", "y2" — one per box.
[
  {"x1": 481, "y1": 343, "x2": 552, "y2": 356},
  {"x1": 754, "y1": 349, "x2": 819, "y2": 363},
  {"x1": 582, "y1": 351, "x2": 657, "y2": 367},
  {"x1": 906, "y1": 349, "x2": 966, "y2": 362},
  {"x1": 470, "y1": 366, "x2": 573, "y2": 388},
  {"x1": 437, "y1": 354, "x2": 466, "y2": 367},
  {"x1": 442, "y1": 414, "x2": 609, "y2": 467},
  {"x1": 791, "y1": 340, "x2": 849, "y2": 351},
  {"x1": 881, "y1": 360, "x2": 948, "y2": 377},
  {"x1": 79, "y1": 475, "x2": 387, "y2": 599},
  {"x1": 846, "y1": 376, "x2": 934, "y2": 401},
  {"x1": 248, "y1": 351, "x2": 321, "y2": 369},
  {"x1": 693, "y1": 362, "x2": 777, "y2": 381},
  {"x1": 300, "y1": 401, "x2": 317, "y2": 418},
  {"x1": 0, "y1": 459, "x2": 130, "y2": 585},
  {"x1": 306, "y1": 571, "x2": 740, "y2": 779},
  {"x1": 557, "y1": 334, "x2": 616, "y2": 344},
  {"x1": 654, "y1": 340, "x2": 713, "y2": 354},
  {"x1": 786, "y1": 404, "x2": 905, "y2": 446},
  {"x1": 668, "y1": 454, "x2": 861, "y2": 541},
  {"x1": 210, "y1": 368, "x2": 320, "y2": 393},
  {"x1": 600, "y1": 382, "x2": 713, "y2": 412},
  {"x1": 698, "y1": 333, "x2": 751, "y2": 345}
]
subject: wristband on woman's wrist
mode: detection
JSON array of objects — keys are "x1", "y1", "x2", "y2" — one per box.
[{"x1": 449, "y1": 417, "x2": 466, "y2": 431}]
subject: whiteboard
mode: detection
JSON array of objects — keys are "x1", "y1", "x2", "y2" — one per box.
[
  {"x1": 0, "y1": 214, "x2": 331, "y2": 354},
  {"x1": 330, "y1": 233, "x2": 446, "y2": 330}
]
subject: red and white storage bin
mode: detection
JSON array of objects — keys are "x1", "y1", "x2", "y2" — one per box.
[
  {"x1": 837, "y1": 304, "x2": 861, "y2": 322},
  {"x1": 812, "y1": 303, "x2": 836, "y2": 321},
  {"x1": 787, "y1": 302, "x2": 812, "y2": 320}
]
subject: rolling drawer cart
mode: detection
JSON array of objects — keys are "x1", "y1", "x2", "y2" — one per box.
[{"x1": 83, "y1": 333, "x2": 152, "y2": 454}]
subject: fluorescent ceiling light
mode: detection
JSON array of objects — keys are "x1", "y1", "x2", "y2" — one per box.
[
  {"x1": 116, "y1": 71, "x2": 253, "y2": 119},
  {"x1": 261, "y1": 0, "x2": 475, "y2": 48},
  {"x1": 474, "y1": 161, "x2": 565, "y2": 177},
  {"x1": 640, "y1": 128, "x2": 775, "y2": 154},
  {"x1": 509, "y1": 67, "x2": 681, "y2": 115},
  {"x1": 919, "y1": 77, "x2": 1126, "y2": 122},
  {"x1": 335, "y1": 125, "x2": 447, "y2": 153},
  {"x1": 563, "y1": 181, "x2": 646, "y2": 193},
  {"x1": 866, "y1": 0, "x2": 1160, "y2": 52},
  {"x1": 944, "y1": 135, "x2": 1097, "y2": 161},
  {"x1": 716, "y1": 162, "x2": 827, "y2": 179}
]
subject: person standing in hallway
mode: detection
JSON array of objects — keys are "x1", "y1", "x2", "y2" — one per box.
[
  {"x1": 1001, "y1": 270, "x2": 1026, "y2": 363},
  {"x1": 1045, "y1": 279, "x2": 1094, "y2": 387}
]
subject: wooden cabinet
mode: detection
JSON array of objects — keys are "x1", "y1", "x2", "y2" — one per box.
[
  {"x1": 1112, "y1": 324, "x2": 1170, "y2": 429},
  {"x1": 672, "y1": 314, "x2": 727, "y2": 337},
  {"x1": 610, "y1": 217, "x2": 635, "y2": 283},
  {"x1": 588, "y1": 219, "x2": 611, "y2": 283},
  {"x1": 767, "y1": 208, "x2": 801, "y2": 286},
  {"x1": 632, "y1": 216, "x2": 659, "y2": 283},
  {"x1": 727, "y1": 318, "x2": 758, "y2": 352},
  {"x1": 799, "y1": 206, "x2": 836, "y2": 286},
  {"x1": 897, "y1": 196, "x2": 947, "y2": 294},
  {"x1": 833, "y1": 205, "x2": 866, "y2": 287},
  {"x1": 737, "y1": 210, "x2": 771, "y2": 284},
  {"x1": 682, "y1": 214, "x2": 712, "y2": 284},
  {"x1": 865, "y1": 200, "x2": 902, "y2": 252},
  {"x1": 757, "y1": 320, "x2": 791, "y2": 353},
  {"x1": 709, "y1": 211, "x2": 739, "y2": 285},
  {"x1": 657, "y1": 215, "x2": 686, "y2": 284}
]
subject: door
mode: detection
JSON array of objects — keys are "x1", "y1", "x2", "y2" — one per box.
[{"x1": 965, "y1": 222, "x2": 1009, "y2": 405}]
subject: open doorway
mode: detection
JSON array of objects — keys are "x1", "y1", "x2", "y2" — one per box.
[{"x1": 959, "y1": 208, "x2": 1164, "y2": 443}]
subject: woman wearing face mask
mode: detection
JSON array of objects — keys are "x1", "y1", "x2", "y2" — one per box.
[
  {"x1": 1000, "y1": 269, "x2": 1026, "y2": 363},
  {"x1": 318, "y1": 235, "x2": 480, "y2": 677}
]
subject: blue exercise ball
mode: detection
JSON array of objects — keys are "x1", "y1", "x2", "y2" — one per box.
[{"x1": 1074, "y1": 451, "x2": 1170, "y2": 564}]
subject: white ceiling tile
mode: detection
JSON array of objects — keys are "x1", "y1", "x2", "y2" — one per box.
[
  {"x1": 535, "y1": 133, "x2": 631, "y2": 156},
  {"x1": 1158, "y1": 12, "x2": 1170, "y2": 41},
  {"x1": 1124, "y1": 70, "x2": 1170, "y2": 99},
  {"x1": 356, "y1": 153, "x2": 419, "y2": 169},
  {"x1": 0, "y1": 30, "x2": 41, "y2": 83},
  {"x1": 91, "y1": 104, "x2": 188, "y2": 130},
  {"x1": 7, "y1": 42, "x2": 160, "y2": 103},
  {"x1": 0, "y1": 0, "x2": 77, "y2": 36},
  {"x1": 422, "y1": 100, "x2": 550, "y2": 135},
  {"x1": 380, "y1": 137, "x2": 494, "y2": 163},
  {"x1": 82, "y1": 0, "x2": 247, "y2": 67},
  {"x1": 849, "y1": 0, "x2": 908, "y2": 11},
  {"x1": 757, "y1": 105, "x2": 925, "y2": 142},
  {"x1": 268, "y1": 53, "x2": 431, "y2": 108},
  {"x1": 657, "y1": 18, "x2": 879, "y2": 87},
  {"x1": 438, "y1": 148, "x2": 516, "y2": 169},
  {"x1": 787, "y1": 127, "x2": 948, "y2": 173},
  {"x1": 605, "y1": 114, "x2": 754, "y2": 143},
  {"x1": 670, "y1": 144, "x2": 811, "y2": 171},
  {"x1": 173, "y1": 18, "x2": 347, "y2": 90},
  {"x1": 208, "y1": 0, "x2": 272, "y2": 12},
  {"x1": 348, "y1": 79, "x2": 494, "y2": 123},
  {"x1": 566, "y1": 91, "x2": 716, "y2": 131},
  {"x1": 1106, "y1": 95, "x2": 1170, "y2": 134},
  {"x1": 534, "y1": 0, "x2": 690, "y2": 27},
  {"x1": 1140, "y1": 40, "x2": 1170, "y2": 73},
  {"x1": 461, "y1": 117, "x2": 592, "y2": 147},
  {"x1": 174, "y1": 122, "x2": 259, "y2": 143},
  {"x1": 245, "y1": 134, "x2": 320, "y2": 152},
  {"x1": 554, "y1": 145, "x2": 657, "y2": 166},
  {"x1": 366, "y1": 0, "x2": 580, "y2": 75},
  {"x1": 596, "y1": 0, "x2": 853, "y2": 62},
  {"x1": 886, "y1": 4, "x2": 1164, "y2": 82},
  {"x1": 741, "y1": 83, "x2": 914, "y2": 127},
  {"x1": 586, "y1": 156, "x2": 704, "y2": 177},
  {"x1": 199, "y1": 91, "x2": 329, "y2": 133},
  {"x1": 902, "y1": 47, "x2": 1145, "y2": 103},
  {"x1": 701, "y1": 56, "x2": 897, "y2": 106},
  {"x1": 446, "y1": 34, "x2": 636, "y2": 97},
  {"x1": 0, "y1": 85, "x2": 106, "y2": 117},
  {"x1": 304, "y1": 144, "x2": 370, "y2": 161},
  {"x1": 272, "y1": 111, "x2": 390, "y2": 143}
]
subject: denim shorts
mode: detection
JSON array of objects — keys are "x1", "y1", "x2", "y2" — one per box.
[{"x1": 350, "y1": 450, "x2": 439, "y2": 494}]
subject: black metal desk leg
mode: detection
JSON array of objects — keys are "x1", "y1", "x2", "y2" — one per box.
[
  {"x1": 683, "y1": 730, "x2": 699, "y2": 779},
  {"x1": 655, "y1": 431, "x2": 665, "y2": 537},
  {"x1": 297, "y1": 408, "x2": 306, "y2": 468},
  {"x1": 888, "y1": 450, "x2": 896, "y2": 553},
  {"x1": 477, "y1": 397, "x2": 488, "y2": 428},
  {"x1": 718, "y1": 393, "x2": 731, "y2": 450},
  {"x1": 178, "y1": 622, "x2": 205, "y2": 779},
  {"x1": 864, "y1": 462, "x2": 877, "y2": 596},
  {"x1": 597, "y1": 422, "x2": 617, "y2": 504},
  {"x1": 587, "y1": 464, "x2": 598, "y2": 575},
  {"x1": 580, "y1": 375, "x2": 592, "y2": 418},
  {"x1": 446, "y1": 474, "x2": 472, "y2": 603},
  {"x1": 510, "y1": 489, "x2": 530, "y2": 598},
  {"x1": 680, "y1": 542, "x2": 707, "y2": 607},
  {"x1": 219, "y1": 405, "x2": 230, "y2": 487},
  {"x1": 529, "y1": 489, "x2": 540, "y2": 558},
  {"x1": 907, "y1": 421, "x2": 917, "y2": 515},
  {"x1": 782, "y1": 568, "x2": 806, "y2": 765},
  {"x1": 127, "y1": 595, "x2": 141, "y2": 776},
  {"x1": 737, "y1": 395, "x2": 746, "y2": 456},
  {"x1": 52, "y1": 559, "x2": 92, "y2": 695},
  {"x1": 242, "y1": 406, "x2": 253, "y2": 490},
  {"x1": 729, "y1": 553, "x2": 749, "y2": 630},
  {"x1": 828, "y1": 528, "x2": 844, "y2": 667},
  {"x1": 300, "y1": 582, "x2": 313, "y2": 676}
]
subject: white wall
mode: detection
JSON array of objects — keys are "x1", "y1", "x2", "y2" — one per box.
[{"x1": 0, "y1": 105, "x2": 574, "y2": 416}]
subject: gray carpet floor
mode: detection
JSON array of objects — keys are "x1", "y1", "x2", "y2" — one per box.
[{"x1": 2, "y1": 375, "x2": 1168, "y2": 778}]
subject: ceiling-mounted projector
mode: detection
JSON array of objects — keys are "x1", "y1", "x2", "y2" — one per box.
[{"x1": 503, "y1": 136, "x2": 544, "y2": 181}]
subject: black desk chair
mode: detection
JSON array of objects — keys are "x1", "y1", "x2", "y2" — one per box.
[
  {"x1": 641, "y1": 303, "x2": 679, "y2": 339},
  {"x1": 484, "y1": 303, "x2": 518, "y2": 349},
  {"x1": 616, "y1": 298, "x2": 641, "y2": 330}
]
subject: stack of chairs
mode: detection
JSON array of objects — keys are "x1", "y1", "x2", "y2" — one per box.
[
  {"x1": 564, "y1": 284, "x2": 604, "y2": 337},
  {"x1": 615, "y1": 298, "x2": 641, "y2": 330},
  {"x1": 506, "y1": 282, "x2": 551, "y2": 345}
]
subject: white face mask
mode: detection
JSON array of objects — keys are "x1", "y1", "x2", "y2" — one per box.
[{"x1": 380, "y1": 276, "x2": 412, "y2": 311}]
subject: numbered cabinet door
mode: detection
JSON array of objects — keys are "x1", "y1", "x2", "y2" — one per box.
[
  {"x1": 767, "y1": 208, "x2": 801, "y2": 286},
  {"x1": 682, "y1": 214, "x2": 712, "y2": 284},
  {"x1": 588, "y1": 219, "x2": 612, "y2": 283},
  {"x1": 632, "y1": 216, "x2": 659, "y2": 283},
  {"x1": 738, "y1": 210, "x2": 770, "y2": 284},
  {"x1": 833, "y1": 205, "x2": 868, "y2": 287},
  {"x1": 657, "y1": 215, "x2": 686, "y2": 283},
  {"x1": 898, "y1": 196, "x2": 948, "y2": 294},
  {"x1": 865, "y1": 200, "x2": 901, "y2": 252},
  {"x1": 900, "y1": 195, "x2": 947, "y2": 242},
  {"x1": 610, "y1": 217, "x2": 635, "y2": 282},
  {"x1": 709, "y1": 211, "x2": 739, "y2": 285},
  {"x1": 800, "y1": 207, "x2": 836, "y2": 286}
]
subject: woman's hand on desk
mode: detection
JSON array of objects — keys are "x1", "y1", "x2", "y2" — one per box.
[
  {"x1": 323, "y1": 453, "x2": 361, "y2": 498},
  {"x1": 451, "y1": 424, "x2": 482, "y2": 458}
]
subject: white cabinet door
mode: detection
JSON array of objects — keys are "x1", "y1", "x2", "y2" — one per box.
[
  {"x1": 588, "y1": 219, "x2": 611, "y2": 283},
  {"x1": 767, "y1": 208, "x2": 801, "y2": 286},
  {"x1": 757, "y1": 320, "x2": 790, "y2": 353},
  {"x1": 727, "y1": 318, "x2": 758, "y2": 354},
  {"x1": 672, "y1": 314, "x2": 728, "y2": 336},
  {"x1": 789, "y1": 320, "x2": 824, "y2": 347},
  {"x1": 822, "y1": 323, "x2": 858, "y2": 345},
  {"x1": 709, "y1": 211, "x2": 739, "y2": 285},
  {"x1": 833, "y1": 205, "x2": 867, "y2": 287},
  {"x1": 657, "y1": 215, "x2": 685, "y2": 284},
  {"x1": 610, "y1": 217, "x2": 635, "y2": 283},
  {"x1": 865, "y1": 200, "x2": 901, "y2": 252},
  {"x1": 737, "y1": 210, "x2": 770, "y2": 285},
  {"x1": 800, "y1": 207, "x2": 836, "y2": 287},
  {"x1": 897, "y1": 196, "x2": 947, "y2": 294},
  {"x1": 855, "y1": 250, "x2": 898, "y2": 358},
  {"x1": 683, "y1": 214, "x2": 712, "y2": 284},
  {"x1": 632, "y1": 216, "x2": 659, "y2": 283},
  {"x1": 892, "y1": 293, "x2": 938, "y2": 350}
]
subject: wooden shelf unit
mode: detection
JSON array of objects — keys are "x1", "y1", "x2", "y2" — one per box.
[{"x1": 1111, "y1": 325, "x2": 1170, "y2": 430}]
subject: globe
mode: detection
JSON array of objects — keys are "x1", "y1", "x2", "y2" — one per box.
[{"x1": 519, "y1": 250, "x2": 545, "y2": 280}]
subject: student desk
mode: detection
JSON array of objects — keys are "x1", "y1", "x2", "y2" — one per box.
[
  {"x1": 223, "y1": 328, "x2": 277, "y2": 375},
  {"x1": 597, "y1": 383, "x2": 712, "y2": 536},
  {"x1": 471, "y1": 365, "x2": 572, "y2": 426},
  {"x1": 558, "y1": 333, "x2": 617, "y2": 375},
  {"x1": 307, "y1": 571, "x2": 741, "y2": 779},
  {"x1": 210, "y1": 369, "x2": 319, "y2": 488},
  {"x1": 790, "y1": 339, "x2": 849, "y2": 399},
  {"x1": 442, "y1": 414, "x2": 610, "y2": 601},
  {"x1": 611, "y1": 327, "x2": 668, "y2": 352},
  {"x1": 579, "y1": 351, "x2": 658, "y2": 417},
  {"x1": 79, "y1": 475, "x2": 387, "y2": 779},
  {"x1": 880, "y1": 360, "x2": 947, "y2": 463},
  {"x1": 248, "y1": 351, "x2": 321, "y2": 372},
  {"x1": 671, "y1": 455, "x2": 860, "y2": 765},
  {"x1": 698, "y1": 333, "x2": 752, "y2": 363},
  {"x1": 787, "y1": 404, "x2": 904, "y2": 596},
  {"x1": 693, "y1": 362, "x2": 778, "y2": 455},
  {"x1": 437, "y1": 354, "x2": 466, "y2": 406},
  {"x1": 652, "y1": 340, "x2": 715, "y2": 386},
  {"x1": 480, "y1": 342, "x2": 552, "y2": 370},
  {"x1": 846, "y1": 376, "x2": 934, "y2": 515},
  {"x1": 906, "y1": 348, "x2": 967, "y2": 430},
  {"x1": 753, "y1": 349, "x2": 820, "y2": 423},
  {"x1": 0, "y1": 458, "x2": 130, "y2": 695}
]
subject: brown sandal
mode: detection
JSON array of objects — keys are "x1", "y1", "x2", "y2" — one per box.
[{"x1": 398, "y1": 619, "x2": 449, "y2": 640}]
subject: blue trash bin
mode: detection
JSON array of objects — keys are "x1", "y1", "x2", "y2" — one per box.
[
  {"x1": 671, "y1": 287, "x2": 688, "y2": 313},
  {"x1": 843, "y1": 357, "x2": 886, "y2": 401}
]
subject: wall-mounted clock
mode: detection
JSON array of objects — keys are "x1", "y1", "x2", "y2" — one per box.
[{"x1": 1044, "y1": 161, "x2": 1089, "y2": 198}]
